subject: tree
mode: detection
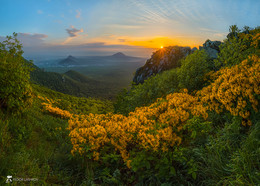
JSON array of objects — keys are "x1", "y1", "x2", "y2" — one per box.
[
  {"x1": 178, "y1": 50, "x2": 210, "y2": 92},
  {"x1": 229, "y1": 25, "x2": 240, "y2": 33},
  {"x1": 0, "y1": 33, "x2": 33, "y2": 112},
  {"x1": 215, "y1": 26, "x2": 260, "y2": 69}
]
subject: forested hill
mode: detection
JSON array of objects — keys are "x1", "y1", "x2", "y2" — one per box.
[
  {"x1": 0, "y1": 26, "x2": 259, "y2": 185},
  {"x1": 30, "y1": 63, "x2": 117, "y2": 99}
]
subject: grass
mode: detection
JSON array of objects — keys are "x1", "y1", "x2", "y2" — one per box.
[{"x1": 0, "y1": 84, "x2": 113, "y2": 185}]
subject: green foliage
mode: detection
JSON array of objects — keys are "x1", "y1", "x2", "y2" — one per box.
[
  {"x1": 0, "y1": 33, "x2": 33, "y2": 112},
  {"x1": 129, "y1": 148, "x2": 199, "y2": 185},
  {"x1": 229, "y1": 24, "x2": 240, "y2": 34},
  {"x1": 0, "y1": 83, "x2": 114, "y2": 185},
  {"x1": 31, "y1": 67, "x2": 113, "y2": 99},
  {"x1": 178, "y1": 50, "x2": 211, "y2": 92},
  {"x1": 215, "y1": 25, "x2": 260, "y2": 69},
  {"x1": 34, "y1": 84, "x2": 113, "y2": 115},
  {"x1": 184, "y1": 116, "x2": 212, "y2": 144},
  {"x1": 115, "y1": 50, "x2": 212, "y2": 115},
  {"x1": 196, "y1": 119, "x2": 260, "y2": 185},
  {"x1": 114, "y1": 68, "x2": 179, "y2": 115}
]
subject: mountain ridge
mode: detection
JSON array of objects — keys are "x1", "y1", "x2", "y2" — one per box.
[{"x1": 57, "y1": 52, "x2": 146, "y2": 66}]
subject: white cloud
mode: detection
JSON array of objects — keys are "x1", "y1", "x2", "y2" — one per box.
[
  {"x1": 66, "y1": 26, "x2": 83, "y2": 37},
  {"x1": 16, "y1": 33, "x2": 47, "y2": 46}
]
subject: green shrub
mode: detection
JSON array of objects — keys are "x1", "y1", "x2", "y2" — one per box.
[
  {"x1": 0, "y1": 33, "x2": 33, "y2": 112},
  {"x1": 114, "y1": 69, "x2": 179, "y2": 115},
  {"x1": 178, "y1": 50, "x2": 211, "y2": 92},
  {"x1": 214, "y1": 25, "x2": 260, "y2": 69}
]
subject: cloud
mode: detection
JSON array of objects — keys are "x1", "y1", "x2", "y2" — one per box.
[
  {"x1": 118, "y1": 39, "x2": 126, "y2": 43},
  {"x1": 213, "y1": 33, "x2": 227, "y2": 38},
  {"x1": 37, "y1": 10, "x2": 43, "y2": 14},
  {"x1": 24, "y1": 42, "x2": 153, "y2": 58},
  {"x1": 66, "y1": 26, "x2": 83, "y2": 37},
  {"x1": 0, "y1": 33, "x2": 153, "y2": 58},
  {"x1": 76, "y1": 9, "x2": 81, "y2": 18},
  {"x1": 14, "y1": 33, "x2": 48, "y2": 47}
]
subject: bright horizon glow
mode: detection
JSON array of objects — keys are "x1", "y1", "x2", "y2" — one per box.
[
  {"x1": 0, "y1": 0, "x2": 259, "y2": 58},
  {"x1": 161, "y1": 46, "x2": 164, "y2": 49}
]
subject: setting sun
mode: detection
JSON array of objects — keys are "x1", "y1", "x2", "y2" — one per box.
[{"x1": 160, "y1": 46, "x2": 164, "y2": 48}]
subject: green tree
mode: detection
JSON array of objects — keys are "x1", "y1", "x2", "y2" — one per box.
[
  {"x1": 0, "y1": 33, "x2": 33, "y2": 112},
  {"x1": 178, "y1": 50, "x2": 210, "y2": 92},
  {"x1": 215, "y1": 26, "x2": 260, "y2": 69},
  {"x1": 229, "y1": 24, "x2": 240, "y2": 33}
]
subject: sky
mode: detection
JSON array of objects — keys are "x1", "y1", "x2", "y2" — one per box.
[{"x1": 0, "y1": 0, "x2": 259, "y2": 59}]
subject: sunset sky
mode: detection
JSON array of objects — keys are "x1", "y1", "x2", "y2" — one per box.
[{"x1": 0, "y1": 0, "x2": 259, "y2": 59}]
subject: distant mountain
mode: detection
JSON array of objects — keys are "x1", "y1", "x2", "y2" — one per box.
[
  {"x1": 114, "y1": 52, "x2": 125, "y2": 56},
  {"x1": 111, "y1": 52, "x2": 127, "y2": 58},
  {"x1": 59, "y1": 55, "x2": 80, "y2": 66},
  {"x1": 107, "y1": 52, "x2": 145, "y2": 62},
  {"x1": 56, "y1": 53, "x2": 146, "y2": 66}
]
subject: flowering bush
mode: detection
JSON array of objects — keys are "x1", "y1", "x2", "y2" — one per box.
[
  {"x1": 67, "y1": 91, "x2": 208, "y2": 168},
  {"x1": 198, "y1": 55, "x2": 260, "y2": 126}
]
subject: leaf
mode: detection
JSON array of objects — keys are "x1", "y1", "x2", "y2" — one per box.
[
  {"x1": 192, "y1": 172, "x2": 197, "y2": 180},
  {"x1": 191, "y1": 131, "x2": 197, "y2": 138},
  {"x1": 170, "y1": 167, "x2": 176, "y2": 176},
  {"x1": 145, "y1": 161, "x2": 151, "y2": 169}
]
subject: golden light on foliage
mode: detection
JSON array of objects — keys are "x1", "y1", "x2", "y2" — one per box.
[
  {"x1": 198, "y1": 54, "x2": 260, "y2": 126},
  {"x1": 66, "y1": 91, "x2": 208, "y2": 168},
  {"x1": 39, "y1": 39, "x2": 260, "y2": 170},
  {"x1": 40, "y1": 52, "x2": 260, "y2": 167}
]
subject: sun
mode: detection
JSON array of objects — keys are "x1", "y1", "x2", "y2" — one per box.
[{"x1": 160, "y1": 46, "x2": 164, "y2": 49}]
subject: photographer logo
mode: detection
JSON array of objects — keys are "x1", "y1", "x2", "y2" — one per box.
[{"x1": 6, "y1": 175, "x2": 12, "y2": 183}]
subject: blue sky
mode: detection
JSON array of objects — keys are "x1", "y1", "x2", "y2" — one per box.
[{"x1": 0, "y1": 0, "x2": 259, "y2": 58}]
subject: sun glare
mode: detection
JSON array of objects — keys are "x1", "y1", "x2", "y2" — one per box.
[{"x1": 160, "y1": 46, "x2": 164, "y2": 49}]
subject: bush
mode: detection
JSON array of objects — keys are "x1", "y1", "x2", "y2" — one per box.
[
  {"x1": 214, "y1": 25, "x2": 260, "y2": 69},
  {"x1": 114, "y1": 69, "x2": 179, "y2": 115},
  {"x1": 0, "y1": 33, "x2": 33, "y2": 112},
  {"x1": 178, "y1": 50, "x2": 211, "y2": 92}
]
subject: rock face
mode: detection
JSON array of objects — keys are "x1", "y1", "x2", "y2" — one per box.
[
  {"x1": 133, "y1": 40, "x2": 223, "y2": 85},
  {"x1": 199, "y1": 40, "x2": 222, "y2": 59},
  {"x1": 133, "y1": 46, "x2": 192, "y2": 84}
]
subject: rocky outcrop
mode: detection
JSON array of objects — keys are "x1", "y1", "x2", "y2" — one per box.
[
  {"x1": 133, "y1": 46, "x2": 192, "y2": 84},
  {"x1": 133, "y1": 40, "x2": 223, "y2": 85},
  {"x1": 199, "y1": 40, "x2": 222, "y2": 59}
]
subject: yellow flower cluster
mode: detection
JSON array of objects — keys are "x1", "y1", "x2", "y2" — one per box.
[
  {"x1": 250, "y1": 33, "x2": 260, "y2": 49},
  {"x1": 38, "y1": 95, "x2": 74, "y2": 119},
  {"x1": 42, "y1": 102, "x2": 73, "y2": 119},
  {"x1": 197, "y1": 55, "x2": 260, "y2": 126},
  {"x1": 38, "y1": 53, "x2": 259, "y2": 169},
  {"x1": 37, "y1": 95, "x2": 55, "y2": 104},
  {"x1": 68, "y1": 92, "x2": 208, "y2": 167}
]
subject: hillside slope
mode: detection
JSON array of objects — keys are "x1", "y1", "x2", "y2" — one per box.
[
  {"x1": 30, "y1": 65, "x2": 117, "y2": 99},
  {"x1": 0, "y1": 84, "x2": 113, "y2": 185}
]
